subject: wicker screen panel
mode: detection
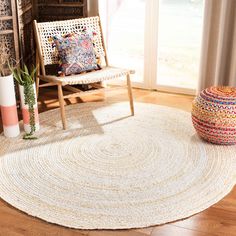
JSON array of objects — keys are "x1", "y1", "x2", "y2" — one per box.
[
  {"x1": 36, "y1": 0, "x2": 87, "y2": 22},
  {"x1": 63, "y1": 0, "x2": 84, "y2": 2},
  {"x1": 37, "y1": 16, "x2": 105, "y2": 66},
  {"x1": 0, "y1": 0, "x2": 12, "y2": 16},
  {"x1": 0, "y1": 0, "x2": 19, "y2": 72},
  {"x1": 0, "y1": 0, "x2": 35, "y2": 67},
  {"x1": 0, "y1": 34, "x2": 15, "y2": 56},
  {"x1": 18, "y1": 0, "x2": 35, "y2": 64},
  {"x1": 18, "y1": 0, "x2": 32, "y2": 8},
  {"x1": 38, "y1": 6, "x2": 83, "y2": 21},
  {"x1": 0, "y1": 0, "x2": 88, "y2": 70},
  {"x1": 0, "y1": 34, "x2": 16, "y2": 68},
  {"x1": 0, "y1": 19, "x2": 13, "y2": 31}
]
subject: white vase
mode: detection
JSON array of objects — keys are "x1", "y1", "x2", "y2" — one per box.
[
  {"x1": 19, "y1": 83, "x2": 40, "y2": 134},
  {"x1": 0, "y1": 74, "x2": 20, "y2": 138}
]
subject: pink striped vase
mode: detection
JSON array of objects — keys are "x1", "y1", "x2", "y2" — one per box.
[
  {"x1": 19, "y1": 84, "x2": 40, "y2": 134},
  {"x1": 0, "y1": 74, "x2": 20, "y2": 138}
]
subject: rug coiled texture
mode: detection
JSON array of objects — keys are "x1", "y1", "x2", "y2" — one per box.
[{"x1": 0, "y1": 102, "x2": 235, "y2": 229}]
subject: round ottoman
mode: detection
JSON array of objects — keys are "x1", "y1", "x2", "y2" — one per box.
[{"x1": 192, "y1": 86, "x2": 236, "y2": 145}]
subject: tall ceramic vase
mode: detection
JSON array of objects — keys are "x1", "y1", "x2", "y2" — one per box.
[
  {"x1": 0, "y1": 74, "x2": 20, "y2": 138},
  {"x1": 19, "y1": 83, "x2": 40, "y2": 134}
]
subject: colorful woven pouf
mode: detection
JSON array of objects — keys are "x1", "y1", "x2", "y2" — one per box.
[{"x1": 192, "y1": 86, "x2": 236, "y2": 145}]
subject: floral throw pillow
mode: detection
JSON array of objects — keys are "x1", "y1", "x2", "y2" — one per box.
[{"x1": 50, "y1": 32, "x2": 100, "y2": 76}]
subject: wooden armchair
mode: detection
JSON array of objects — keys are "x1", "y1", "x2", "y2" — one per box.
[{"x1": 33, "y1": 16, "x2": 134, "y2": 130}]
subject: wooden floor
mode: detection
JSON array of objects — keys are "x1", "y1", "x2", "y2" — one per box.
[{"x1": 0, "y1": 87, "x2": 235, "y2": 236}]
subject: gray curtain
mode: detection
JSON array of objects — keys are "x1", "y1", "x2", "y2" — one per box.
[{"x1": 198, "y1": 0, "x2": 236, "y2": 91}]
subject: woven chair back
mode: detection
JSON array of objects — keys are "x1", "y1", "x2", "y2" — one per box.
[{"x1": 35, "y1": 16, "x2": 106, "y2": 66}]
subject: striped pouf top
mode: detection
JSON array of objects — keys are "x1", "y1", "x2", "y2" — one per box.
[{"x1": 192, "y1": 86, "x2": 236, "y2": 145}]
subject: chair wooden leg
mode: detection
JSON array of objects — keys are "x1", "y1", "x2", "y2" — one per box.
[
  {"x1": 35, "y1": 49, "x2": 40, "y2": 98},
  {"x1": 57, "y1": 84, "x2": 67, "y2": 130},
  {"x1": 127, "y1": 74, "x2": 134, "y2": 116},
  {"x1": 36, "y1": 76, "x2": 40, "y2": 98}
]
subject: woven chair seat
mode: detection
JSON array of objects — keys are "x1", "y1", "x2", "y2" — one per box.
[{"x1": 41, "y1": 66, "x2": 134, "y2": 85}]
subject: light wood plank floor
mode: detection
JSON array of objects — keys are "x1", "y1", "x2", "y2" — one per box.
[{"x1": 0, "y1": 88, "x2": 235, "y2": 236}]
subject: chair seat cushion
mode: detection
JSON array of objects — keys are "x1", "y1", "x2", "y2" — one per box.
[{"x1": 42, "y1": 66, "x2": 134, "y2": 85}]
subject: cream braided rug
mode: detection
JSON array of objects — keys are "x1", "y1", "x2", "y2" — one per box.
[{"x1": 0, "y1": 102, "x2": 235, "y2": 229}]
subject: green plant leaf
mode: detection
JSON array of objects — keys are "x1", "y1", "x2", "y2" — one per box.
[
  {"x1": 12, "y1": 69, "x2": 23, "y2": 85},
  {"x1": 23, "y1": 134, "x2": 37, "y2": 140},
  {"x1": 24, "y1": 64, "x2": 29, "y2": 75},
  {"x1": 30, "y1": 67, "x2": 37, "y2": 80},
  {"x1": 11, "y1": 63, "x2": 38, "y2": 139}
]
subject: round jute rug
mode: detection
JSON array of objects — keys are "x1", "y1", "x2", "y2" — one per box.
[{"x1": 0, "y1": 102, "x2": 235, "y2": 229}]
